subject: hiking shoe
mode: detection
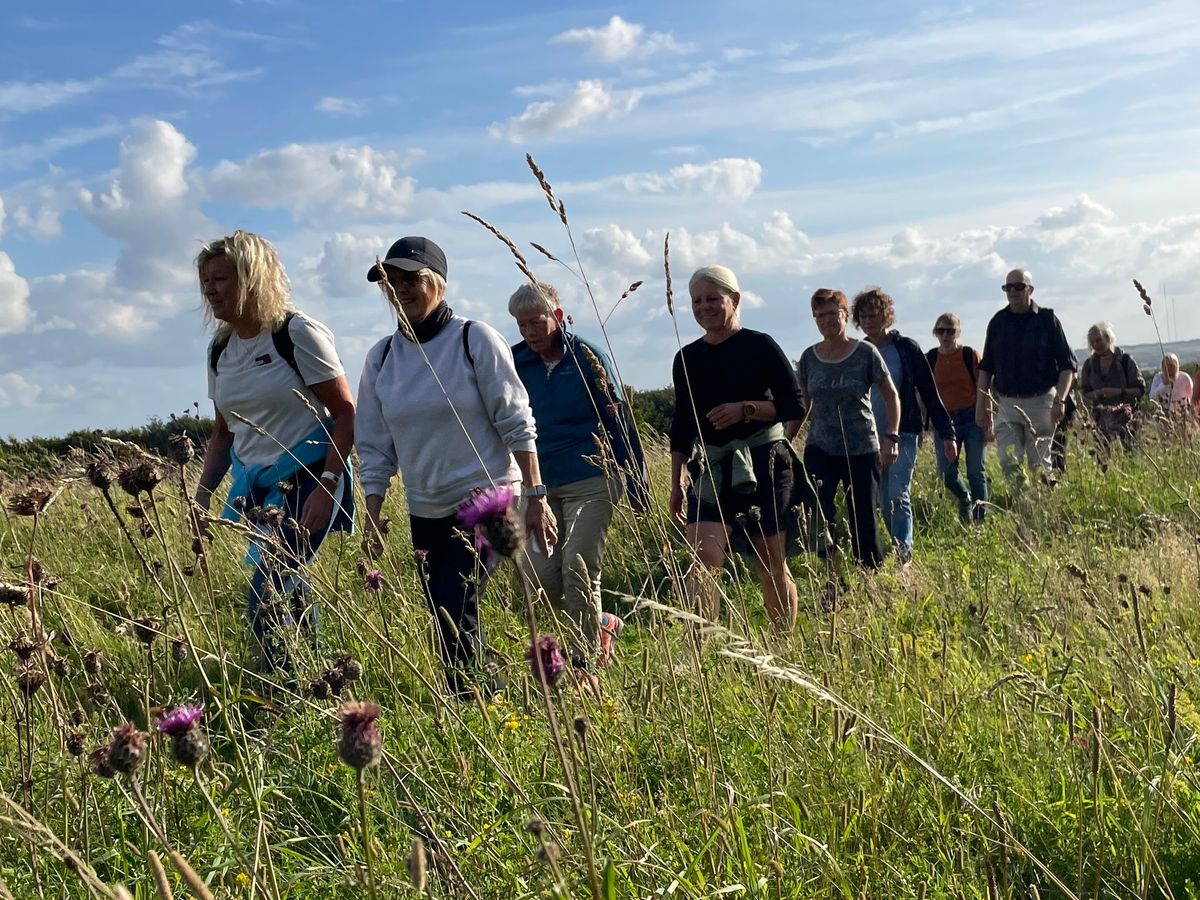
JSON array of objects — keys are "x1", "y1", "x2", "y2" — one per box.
[{"x1": 598, "y1": 612, "x2": 624, "y2": 668}]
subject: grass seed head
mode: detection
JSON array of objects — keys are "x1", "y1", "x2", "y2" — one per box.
[{"x1": 407, "y1": 837, "x2": 427, "y2": 891}]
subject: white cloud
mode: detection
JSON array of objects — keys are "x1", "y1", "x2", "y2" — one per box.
[
  {"x1": 0, "y1": 254, "x2": 34, "y2": 335},
  {"x1": 489, "y1": 80, "x2": 641, "y2": 143},
  {"x1": 0, "y1": 79, "x2": 94, "y2": 115},
  {"x1": 206, "y1": 144, "x2": 417, "y2": 216},
  {"x1": 551, "y1": 16, "x2": 692, "y2": 62},
  {"x1": 0, "y1": 372, "x2": 41, "y2": 409},
  {"x1": 0, "y1": 196, "x2": 5, "y2": 235},
  {"x1": 625, "y1": 158, "x2": 764, "y2": 200},
  {"x1": 315, "y1": 96, "x2": 366, "y2": 117},
  {"x1": 78, "y1": 119, "x2": 212, "y2": 293},
  {"x1": 310, "y1": 232, "x2": 385, "y2": 298},
  {"x1": 582, "y1": 225, "x2": 655, "y2": 270}
]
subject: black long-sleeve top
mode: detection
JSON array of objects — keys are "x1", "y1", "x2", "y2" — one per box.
[
  {"x1": 889, "y1": 331, "x2": 955, "y2": 440},
  {"x1": 669, "y1": 328, "x2": 805, "y2": 456}
]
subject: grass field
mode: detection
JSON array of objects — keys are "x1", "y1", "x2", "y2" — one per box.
[{"x1": 2, "y1": 418, "x2": 1200, "y2": 899}]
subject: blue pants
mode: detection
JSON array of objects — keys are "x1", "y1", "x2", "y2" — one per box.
[
  {"x1": 934, "y1": 407, "x2": 989, "y2": 521},
  {"x1": 246, "y1": 468, "x2": 345, "y2": 673},
  {"x1": 878, "y1": 432, "x2": 918, "y2": 558}
]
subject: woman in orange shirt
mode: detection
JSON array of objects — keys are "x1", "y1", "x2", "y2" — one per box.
[{"x1": 927, "y1": 313, "x2": 988, "y2": 523}]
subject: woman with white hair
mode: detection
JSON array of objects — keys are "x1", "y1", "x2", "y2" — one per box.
[
  {"x1": 669, "y1": 265, "x2": 807, "y2": 632},
  {"x1": 194, "y1": 230, "x2": 356, "y2": 675},
  {"x1": 357, "y1": 237, "x2": 557, "y2": 699},
  {"x1": 1150, "y1": 352, "x2": 1192, "y2": 415},
  {"x1": 1079, "y1": 321, "x2": 1144, "y2": 450},
  {"x1": 509, "y1": 282, "x2": 647, "y2": 685}
]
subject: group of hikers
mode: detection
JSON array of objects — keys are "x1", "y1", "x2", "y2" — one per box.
[{"x1": 194, "y1": 229, "x2": 1172, "y2": 697}]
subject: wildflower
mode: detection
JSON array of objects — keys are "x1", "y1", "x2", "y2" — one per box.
[
  {"x1": 7, "y1": 488, "x2": 51, "y2": 516},
  {"x1": 458, "y1": 485, "x2": 523, "y2": 564},
  {"x1": 363, "y1": 569, "x2": 384, "y2": 592},
  {"x1": 166, "y1": 434, "x2": 195, "y2": 465},
  {"x1": 117, "y1": 461, "x2": 163, "y2": 497},
  {"x1": 90, "y1": 746, "x2": 117, "y2": 779},
  {"x1": 526, "y1": 634, "x2": 565, "y2": 687},
  {"x1": 157, "y1": 704, "x2": 209, "y2": 768},
  {"x1": 235, "y1": 872, "x2": 250, "y2": 888},
  {"x1": 107, "y1": 723, "x2": 147, "y2": 774},
  {"x1": 14, "y1": 661, "x2": 46, "y2": 697},
  {"x1": 337, "y1": 700, "x2": 382, "y2": 771}
]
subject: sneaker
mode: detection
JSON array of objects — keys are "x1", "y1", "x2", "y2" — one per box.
[{"x1": 597, "y1": 612, "x2": 624, "y2": 668}]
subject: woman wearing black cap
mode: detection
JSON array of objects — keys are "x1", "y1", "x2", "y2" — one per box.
[{"x1": 356, "y1": 237, "x2": 558, "y2": 697}]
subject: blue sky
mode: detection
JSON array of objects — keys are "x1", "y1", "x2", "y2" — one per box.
[{"x1": 2, "y1": 0, "x2": 1199, "y2": 437}]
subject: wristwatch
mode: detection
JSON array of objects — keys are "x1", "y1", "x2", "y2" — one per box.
[
  {"x1": 319, "y1": 470, "x2": 341, "y2": 485},
  {"x1": 742, "y1": 401, "x2": 758, "y2": 423},
  {"x1": 522, "y1": 484, "x2": 548, "y2": 498},
  {"x1": 883, "y1": 433, "x2": 901, "y2": 444}
]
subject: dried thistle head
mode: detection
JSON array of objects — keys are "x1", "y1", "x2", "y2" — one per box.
[
  {"x1": 90, "y1": 745, "x2": 117, "y2": 778},
  {"x1": 322, "y1": 666, "x2": 346, "y2": 697},
  {"x1": 83, "y1": 648, "x2": 104, "y2": 676},
  {"x1": 117, "y1": 461, "x2": 163, "y2": 497},
  {"x1": 106, "y1": 722, "x2": 147, "y2": 774},
  {"x1": 9, "y1": 631, "x2": 43, "y2": 661},
  {"x1": 14, "y1": 660, "x2": 46, "y2": 697},
  {"x1": 8, "y1": 488, "x2": 52, "y2": 516},
  {"x1": 335, "y1": 651, "x2": 364, "y2": 683},
  {"x1": 166, "y1": 434, "x2": 195, "y2": 466},
  {"x1": 526, "y1": 634, "x2": 565, "y2": 687},
  {"x1": 337, "y1": 699, "x2": 382, "y2": 771},
  {"x1": 131, "y1": 616, "x2": 163, "y2": 646},
  {"x1": 85, "y1": 459, "x2": 115, "y2": 492},
  {"x1": 66, "y1": 731, "x2": 86, "y2": 757}
]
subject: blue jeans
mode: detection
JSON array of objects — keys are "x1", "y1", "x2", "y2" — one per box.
[
  {"x1": 935, "y1": 407, "x2": 988, "y2": 521},
  {"x1": 879, "y1": 432, "x2": 918, "y2": 558}
]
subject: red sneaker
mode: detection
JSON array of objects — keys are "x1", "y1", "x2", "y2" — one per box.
[{"x1": 598, "y1": 612, "x2": 624, "y2": 668}]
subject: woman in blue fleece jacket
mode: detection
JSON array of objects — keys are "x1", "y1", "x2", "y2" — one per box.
[{"x1": 509, "y1": 282, "x2": 647, "y2": 685}]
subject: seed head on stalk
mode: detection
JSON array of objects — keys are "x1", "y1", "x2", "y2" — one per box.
[
  {"x1": 106, "y1": 722, "x2": 147, "y2": 775},
  {"x1": 7, "y1": 488, "x2": 52, "y2": 516},
  {"x1": 526, "y1": 634, "x2": 565, "y2": 687},
  {"x1": 117, "y1": 461, "x2": 163, "y2": 497},
  {"x1": 338, "y1": 700, "x2": 382, "y2": 771}
]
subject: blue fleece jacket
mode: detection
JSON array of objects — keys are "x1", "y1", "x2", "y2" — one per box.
[{"x1": 512, "y1": 332, "x2": 647, "y2": 498}]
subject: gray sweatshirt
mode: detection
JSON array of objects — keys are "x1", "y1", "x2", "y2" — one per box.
[{"x1": 356, "y1": 316, "x2": 537, "y2": 518}]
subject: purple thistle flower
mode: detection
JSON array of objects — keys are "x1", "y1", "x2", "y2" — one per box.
[
  {"x1": 156, "y1": 704, "x2": 203, "y2": 737},
  {"x1": 363, "y1": 569, "x2": 384, "y2": 592},
  {"x1": 525, "y1": 634, "x2": 565, "y2": 687},
  {"x1": 457, "y1": 485, "x2": 523, "y2": 564},
  {"x1": 457, "y1": 485, "x2": 516, "y2": 528}
]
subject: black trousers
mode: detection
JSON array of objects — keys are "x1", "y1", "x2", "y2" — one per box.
[
  {"x1": 409, "y1": 513, "x2": 491, "y2": 695},
  {"x1": 803, "y1": 445, "x2": 885, "y2": 569}
]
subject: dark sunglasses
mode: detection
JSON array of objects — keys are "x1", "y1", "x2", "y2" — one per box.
[
  {"x1": 1001, "y1": 283, "x2": 1029, "y2": 293},
  {"x1": 934, "y1": 327, "x2": 956, "y2": 335}
]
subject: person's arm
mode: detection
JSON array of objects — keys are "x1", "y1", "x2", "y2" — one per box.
[
  {"x1": 1126, "y1": 356, "x2": 1146, "y2": 401},
  {"x1": 669, "y1": 451, "x2": 688, "y2": 523},
  {"x1": 1052, "y1": 367, "x2": 1074, "y2": 425},
  {"x1": 910, "y1": 341, "x2": 955, "y2": 444},
  {"x1": 1049, "y1": 315, "x2": 1077, "y2": 424},
  {"x1": 356, "y1": 342, "x2": 398, "y2": 559},
  {"x1": 513, "y1": 449, "x2": 558, "y2": 552},
  {"x1": 877, "y1": 372, "x2": 901, "y2": 468},
  {"x1": 786, "y1": 354, "x2": 809, "y2": 441},
  {"x1": 195, "y1": 408, "x2": 233, "y2": 514},
  {"x1": 589, "y1": 342, "x2": 650, "y2": 512},
  {"x1": 299, "y1": 375, "x2": 355, "y2": 534},
  {"x1": 975, "y1": 320, "x2": 997, "y2": 440},
  {"x1": 1079, "y1": 360, "x2": 1099, "y2": 402}
]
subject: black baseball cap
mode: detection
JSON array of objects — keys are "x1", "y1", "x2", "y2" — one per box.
[{"x1": 366, "y1": 236, "x2": 448, "y2": 282}]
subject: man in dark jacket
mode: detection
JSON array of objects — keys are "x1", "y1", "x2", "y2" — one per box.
[{"x1": 976, "y1": 269, "x2": 1076, "y2": 486}]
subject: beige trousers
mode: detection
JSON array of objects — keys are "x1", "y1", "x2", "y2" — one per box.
[{"x1": 995, "y1": 390, "x2": 1056, "y2": 481}]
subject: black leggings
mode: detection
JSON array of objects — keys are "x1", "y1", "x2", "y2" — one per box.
[
  {"x1": 409, "y1": 514, "x2": 492, "y2": 696},
  {"x1": 803, "y1": 445, "x2": 884, "y2": 569}
]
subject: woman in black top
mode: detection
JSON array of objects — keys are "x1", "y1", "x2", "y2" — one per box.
[{"x1": 669, "y1": 265, "x2": 805, "y2": 632}]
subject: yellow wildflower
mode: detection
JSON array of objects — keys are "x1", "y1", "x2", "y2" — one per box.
[{"x1": 236, "y1": 872, "x2": 250, "y2": 887}]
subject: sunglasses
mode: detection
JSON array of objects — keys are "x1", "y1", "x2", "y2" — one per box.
[
  {"x1": 1001, "y1": 283, "x2": 1029, "y2": 293},
  {"x1": 934, "y1": 327, "x2": 956, "y2": 335}
]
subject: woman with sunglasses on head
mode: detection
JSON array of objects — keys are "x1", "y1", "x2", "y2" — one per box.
[{"x1": 927, "y1": 313, "x2": 987, "y2": 523}]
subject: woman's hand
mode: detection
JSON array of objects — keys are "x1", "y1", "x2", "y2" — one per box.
[
  {"x1": 706, "y1": 402, "x2": 746, "y2": 431},
  {"x1": 525, "y1": 496, "x2": 558, "y2": 554},
  {"x1": 941, "y1": 438, "x2": 959, "y2": 463},
  {"x1": 669, "y1": 483, "x2": 686, "y2": 523},
  {"x1": 879, "y1": 440, "x2": 900, "y2": 469},
  {"x1": 299, "y1": 486, "x2": 335, "y2": 538}
]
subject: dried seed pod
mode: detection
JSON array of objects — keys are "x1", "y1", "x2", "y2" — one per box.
[
  {"x1": 0, "y1": 582, "x2": 29, "y2": 606},
  {"x1": 8, "y1": 489, "x2": 52, "y2": 516},
  {"x1": 66, "y1": 732, "x2": 86, "y2": 757},
  {"x1": 106, "y1": 723, "x2": 146, "y2": 774},
  {"x1": 166, "y1": 434, "x2": 195, "y2": 465},
  {"x1": 15, "y1": 661, "x2": 46, "y2": 697},
  {"x1": 9, "y1": 632, "x2": 42, "y2": 661},
  {"x1": 83, "y1": 649, "x2": 104, "y2": 676},
  {"x1": 322, "y1": 667, "x2": 346, "y2": 697},
  {"x1": 131, "y1": 616, "x2": 162, "y2": 646},
  {"x1": 308, "y1": 677, "x2": 331, "y2": 700},
  {"x1": 335, "y1": 651, "x2": 363, "y2": 683},
  {"x1": 117, "y1": 461, "x2": 163, "y2": 497},
  {"x1": 85, "y1": 459, "x2": 115, "y2": 491},
  {"x1": 171, "y1": 639, "x2": 188, "y2": 662}
]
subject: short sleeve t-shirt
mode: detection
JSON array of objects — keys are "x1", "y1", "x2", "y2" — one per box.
[
  {"x1": 797, "y1": 341, "x2": 886, "y2": 456},
  {"x1": 933, "y1": 348, "x2": 980, "y2": 412},
  {"x1": 208, "y1": 312, "x2": 344, "y2": 468}
]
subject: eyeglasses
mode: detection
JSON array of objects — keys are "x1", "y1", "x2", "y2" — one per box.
[
  {"x1": 934, "y1": 327, "x2": 956, "y2": 335},
  {"x1": 813, "y1": 310, "x2": 842, "y2": 320},
  {"x1": 1001, "y1": 283, "x2": 1029, "y2": 293}
]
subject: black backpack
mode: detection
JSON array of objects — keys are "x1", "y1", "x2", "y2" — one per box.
[{"x1": 209, "y1": 311, "x2": 303, "y2": 381}]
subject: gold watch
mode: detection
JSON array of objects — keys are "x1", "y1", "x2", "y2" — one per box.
[{"x1": 742, "y1": 401, "x2": 757, "y2": 423}]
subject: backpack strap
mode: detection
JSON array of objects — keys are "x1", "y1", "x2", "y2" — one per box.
[
  {"x1": 962, "y1": 346, "x2": 977, "y2": 385},
  {"x1": 209, "y1": 311, "x2": 301, "y2": 381},
  {"x1": 925, "y1": 347, "x2": 938, "y2": 371},
  {"x1": 377, "y1": 319, "x2": 475, "y2": 369}
]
